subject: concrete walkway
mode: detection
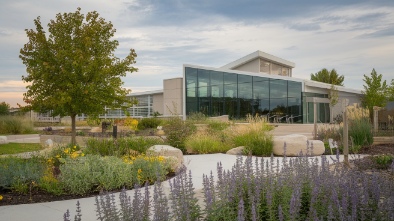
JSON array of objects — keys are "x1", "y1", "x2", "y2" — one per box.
[{"x1": 0, "y1": 153, "x2": 363, "y2": 221}]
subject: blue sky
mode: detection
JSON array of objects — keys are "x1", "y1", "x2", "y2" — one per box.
[{"x1": 0, "y1": 0, "x2": 393, "y2": 107}]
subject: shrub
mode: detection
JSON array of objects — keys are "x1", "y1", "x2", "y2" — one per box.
[
  {"x1": 137, "y1": 117, "x2": 162, "y2": 130},
  {"x1": 0, "y1": 156, "x2": 45, "y2": 192},
  {"x1": 124, "y1": 117, "x2": 138, "y2": 131},
  {"x1": 316, "y1": 124, "x2": 342, "y2": 143},
  {"x1": 348, "y1": 117, "x2": 373, "y2": 146},
  {"x1": 185, "y1": 132, "x2": 231, "y2": 154},
  {"x1": 233, "y1": 130, "x2": 273, "y2": 156},
  {"x1": 84, "y1": 136, "x2": 164, "y2": 157},
  {"x1": 373, "y1": 154, "x2": 394, "y2": 169},
  {"x1": 0, "y1": 116, "x2": 35, "y2": 134},
  {"x1": 187, "y1": 111, "x2": 208, "y2": 123},
  {"x1": 207, "y1": 120, "x2": 231, "y2": 132},
  {"x1": 232, "y1": 115, "x2": 273, "y2": 156},
  {"x1": 59, "y1": 155, "x2": 134, "y2": 194},
  {"x1": 163, "y1": 117, "x2": 196, "y2": 153}
]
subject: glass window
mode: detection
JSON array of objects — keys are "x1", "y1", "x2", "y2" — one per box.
[
  {"x1": 210, "y1": 71, "x2": 223, "y2": 86},
  {"x1": 186, "y1": 68, "x2": 197, "y2": 98},
  {"x1": 288, "y1": 81, "x2": 302, "y2": 98},
  {"x1": 260, "y1": 59, "x2": 270, "y2": 73},
  {"x1": 224, "y1": 73, "x2": 237, "y2": 85},
  {"x1": 198, "y1": 69, "x2": 210, "y2": 87},
  {"x1": 270, "y1": 79, "x2": 287, "y2": 98},
  {"x1": 271, "y1": 63, "x2": 281, "y2": 75},
  {"x1": 238, "y1": 82, "x2": 252, "y2": 99},
  {"x1": 253, "y1": 77, "x2": 269, "y2": 100},
  {"x1": 224, "y1": 84, "x2": 237, "y2": 98},
  {"x1": 238, "y1": 75, "x2": 252, "y2": 84}
]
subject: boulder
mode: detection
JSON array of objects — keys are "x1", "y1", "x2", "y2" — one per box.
[
  {"x1": 147, "y1": 145, "x2": 184, "y2": 171},
  {"x1": 273, "y1": 134, "x2": 325, "y2": 156},
  {"x1": 0, "y1": 136, "x2": 8, "y2": 144},
  {"x1": 45, "y1": 139, "x2": 54, "y2": 148},
  {"x1": 226, "y1": 146, "x2": 245, "y2": 155}
]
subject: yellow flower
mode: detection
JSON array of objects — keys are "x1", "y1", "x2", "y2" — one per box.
[
  {"x1": 81, "y1": 153, "x2": 85, "y2": 157},
  {"x1": 0, "y1": 195, "x2": 3, "y2": 201},
  {"x1": 138, "y1": 169, "x2": 142, "y2": 174},
  {"x1": 64, "y1": 148, "x2": 70, "y2": 154},
  {"x1": 56, "y1": 154, "x2": 61, "y2": 158}
]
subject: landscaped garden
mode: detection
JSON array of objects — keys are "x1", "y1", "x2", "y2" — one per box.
[{"x1": 0, "y1": 112, "x2": 393, "y2": 220}]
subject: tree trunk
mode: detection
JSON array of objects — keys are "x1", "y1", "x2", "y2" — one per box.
[{"x1": 71, "y1": 114, "x2": 76, "y2": 146}]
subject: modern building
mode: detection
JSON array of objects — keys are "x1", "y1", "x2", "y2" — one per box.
[{"x1": 126, "y1": 50, "x2": 362, "y2": 123}]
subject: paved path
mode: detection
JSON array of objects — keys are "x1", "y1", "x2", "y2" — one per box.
[{"x1": 0, "y1": 153, "x2": 364, "y2": 221}]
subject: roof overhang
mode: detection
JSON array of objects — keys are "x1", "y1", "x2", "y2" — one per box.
[
  {"x1": 220, "y1": 50, "x2": 295, "y2": 70},
  {"x1": 128, "y1": 89, "x2": 163, "y2": 96}
]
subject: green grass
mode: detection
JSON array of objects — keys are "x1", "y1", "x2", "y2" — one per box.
[{"x1": 0, "y1": 143, "x2": 44, "y2": 155}]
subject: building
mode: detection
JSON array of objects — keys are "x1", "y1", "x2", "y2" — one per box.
[{"x1": 126, "y1": 51, "x2": 362, "y2": 123}]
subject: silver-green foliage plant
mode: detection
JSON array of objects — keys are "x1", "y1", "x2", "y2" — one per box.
[
  {"x1": 0, "y1": 156, "x2": 45, "y2": 191},
  {"x1": 59, "y1": 155, "x2": 134, "y2": 194}
]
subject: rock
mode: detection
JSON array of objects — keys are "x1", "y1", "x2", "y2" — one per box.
[
  {"x1": 147, "y1": 145, "x2": 184, "y2": 171},
  {"x1": 226, "y1": 146, "x2": 245, "y2": 155},
  {"x1": 156, "y1": 129, "x2": 165, "y2": 136},
  {"x1": 273, "y1": 134, "x2": 324, "y2": 156},
  {"x1": 45, "y1": 139, "x2": 54, "y2": 148},
  {"x1": 0, "y1": 136, "x2": 8, "y2": 144}
]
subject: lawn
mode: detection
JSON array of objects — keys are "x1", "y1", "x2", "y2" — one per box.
[{"x1": 0, "y1": 143, "x2": 44, "y2": 155}]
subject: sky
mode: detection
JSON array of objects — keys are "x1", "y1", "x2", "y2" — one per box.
[{"x1": 1, "y1": 0, "x2": 394, "y2": 107}]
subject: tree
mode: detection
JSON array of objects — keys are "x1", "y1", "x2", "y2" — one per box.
[
  {"x1": 0, "y1": 102, "x2": 10, "y2": 115},
  {"x1": 361, "y1": 69, "x2": 388, "y2": 122},
  {"x1": 20, "y1": 8, "x2": 137, "y2": 144},
  {"x1": 310, "y1": 68, "x2": 344, "y2": 86},
  {"x1": 388, "y1": 80, "x2": 394, "y2": 101}
]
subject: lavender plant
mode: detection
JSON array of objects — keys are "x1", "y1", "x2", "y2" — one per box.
[{"x1": 65, "y1": 153, "x2": 394, "y2": 221}]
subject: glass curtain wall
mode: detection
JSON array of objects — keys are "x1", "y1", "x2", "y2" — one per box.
[{"x1": 185, "y1": 67, "x2": 303, "y2": 122}]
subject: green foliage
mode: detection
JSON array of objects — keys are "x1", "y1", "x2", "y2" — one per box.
[
  {"x1": 310, "y1": 68, "x2": 344, "y2": 86},
  {"x1": 19, "y1": 8, "x2": 138, "y2": 144},
  {"x1": 84, "y1": 137, "x2": 164, "y2": 157},
  {"x1": 59, "y1": 155, "x2": 134, "y2": 194},
  {"x1": 207, "y1": 120, "x2": 231, "y2": 132},
  {"x1": 185, "y1": 132, "x2": 231, "y2": 154},
  {"x1": 0, "y1": 116, "x2": 35, "y2": 134},
  {"x1": 137, "y1": 117, "x2": 162, "y2": 130},
  {"x1": 233, "y1": 131, "x2": 273, "y2": 156},
  {"x1": 164, "y1": 117, "x2": 196, "y2": 153},
  {"x1": 0, "y1": 156, "x2": 45, "y2": 190},
  {"x1": 349, "y1": 118, "x2": 373, "y2": 146},
  {"x1": 233, "y1": 115, "x2": 274, "y2": 156},
  {"x1": 361, "y1": 69, "x2": 389, "y2": 121},
  {"x1": 187, "y1": 112, "x2": 208, "y2": 123},
  {"x1": 0, "y1": 101, "x2": 10, "y2": 115},
  {"x1": 373, "y1": 154, "x2": 393, "y2": 169},
  {"x1": 316, "y1": 124, "x2": 342, "y2": 143}
]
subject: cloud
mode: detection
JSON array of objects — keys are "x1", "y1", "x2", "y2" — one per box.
[{"x1": 287, "y1": 23, "x2": 321, "y2": 31}]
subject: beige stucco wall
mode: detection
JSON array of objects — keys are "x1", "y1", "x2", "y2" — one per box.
[
  {"x1": 163, "y1": 78, "x2": 183, "y2": 116},
  {"x1": 232, "y1": 58, "x2": 260, "y2": 73},
  {"x1": 152, "y1": 93, "x2": 164, "y2": 114}
]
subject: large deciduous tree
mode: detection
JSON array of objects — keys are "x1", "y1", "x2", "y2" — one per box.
[
  {"x1": 361, "y1": 69, "x2": 388, "y2": 121},
  {"x1": 20, "y1": 8, "x2": 137, "y2": 144},
  {"x1": 310, "y1": 68, "x2": 344, "y2": 86}
]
